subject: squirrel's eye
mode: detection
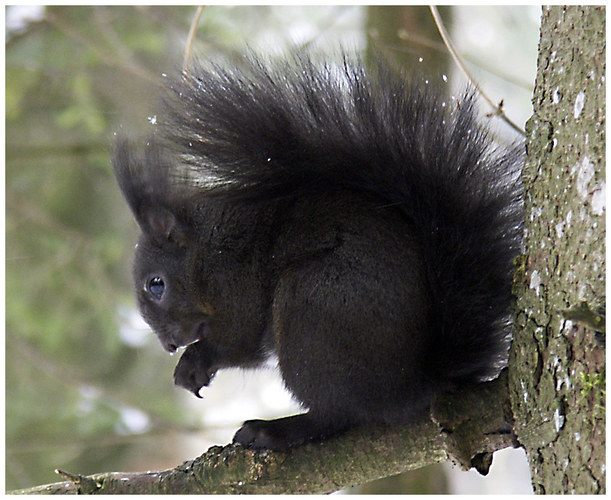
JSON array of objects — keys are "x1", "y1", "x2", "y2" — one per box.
[{"x1": 147, "y1": 277, "x2": 165, "y2": 300}]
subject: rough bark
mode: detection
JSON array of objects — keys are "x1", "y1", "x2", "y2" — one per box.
[
  {"x1": 508, "y1": 5, "x2": 605, "y2": 495},
  {"x1": 10, "y1": 374, "x2": 516, "y2": 494}
]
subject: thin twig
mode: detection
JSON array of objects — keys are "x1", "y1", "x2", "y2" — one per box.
[
  {"x1": 183, "y1": 6, "x2": 206, "y2": 74},
  {"x1": 429, "y1": 6, "x2": 526, "y2": 136},
  {"x1": 55, "y1": 469, "x2": 101, "y2": 492}
]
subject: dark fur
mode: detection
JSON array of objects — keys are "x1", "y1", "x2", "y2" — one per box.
[{"x1": 113, "y1": 53, "x2": 523, "y2": 450}]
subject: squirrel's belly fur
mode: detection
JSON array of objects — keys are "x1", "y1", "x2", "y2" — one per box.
[{"x1": 113, "y1": 52, "x2": 523, "y2": 449}]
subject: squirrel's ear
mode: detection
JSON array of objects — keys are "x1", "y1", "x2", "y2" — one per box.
[{"x1": 139, "y1": 205, "x2": 187, "y2": 247}]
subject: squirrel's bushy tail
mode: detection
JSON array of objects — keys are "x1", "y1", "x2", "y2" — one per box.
[{"x1": 155, "y1": 53, "x2": 523, "y2": 383}]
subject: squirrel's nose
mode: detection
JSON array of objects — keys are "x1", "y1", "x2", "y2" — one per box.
[{"x1": 161, "y1": 338, "x2": 178, "y2": 353}]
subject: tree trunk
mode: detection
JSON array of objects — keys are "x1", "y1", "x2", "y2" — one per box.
[
  {"x1": 366, "y1": 5, "x2": 451, "y2": 78},
  {"x1": 508, "y1": 5, "x2": 605, "y2": 495}
]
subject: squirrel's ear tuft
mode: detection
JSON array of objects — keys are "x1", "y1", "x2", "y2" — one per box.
[
  {"x1": 112, "y1": 136, "x2": 189, "y2": 247},
  {"x1": 112, "y1": 136, "x2": 150, "y2": 220}
]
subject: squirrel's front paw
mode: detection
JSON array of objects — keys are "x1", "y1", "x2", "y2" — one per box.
[{"x1": 173, "y1": 347, "x2": 216, "y2": 398}]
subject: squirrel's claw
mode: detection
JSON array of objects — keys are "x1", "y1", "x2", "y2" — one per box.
[{"x1": 173, "y1": 356, "x2": 215, "y2": 398}]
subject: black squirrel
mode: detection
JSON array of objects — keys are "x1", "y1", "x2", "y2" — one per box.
[{"x1": 112, "y1": 53, "x2": 523, "y2": 450}]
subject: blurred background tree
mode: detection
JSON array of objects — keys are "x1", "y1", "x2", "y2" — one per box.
[{"x1": 5, "y1": 5, "x2": 539, "y2": 493}]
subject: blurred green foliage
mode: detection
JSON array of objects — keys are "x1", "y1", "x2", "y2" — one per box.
[{"x1": 6, "y1": 6, "x2": 191, "y2": 489}]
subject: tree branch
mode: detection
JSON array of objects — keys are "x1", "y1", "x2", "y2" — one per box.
[{"x1": 10, "y1": 373, "x2": 518, "y2": 494}]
